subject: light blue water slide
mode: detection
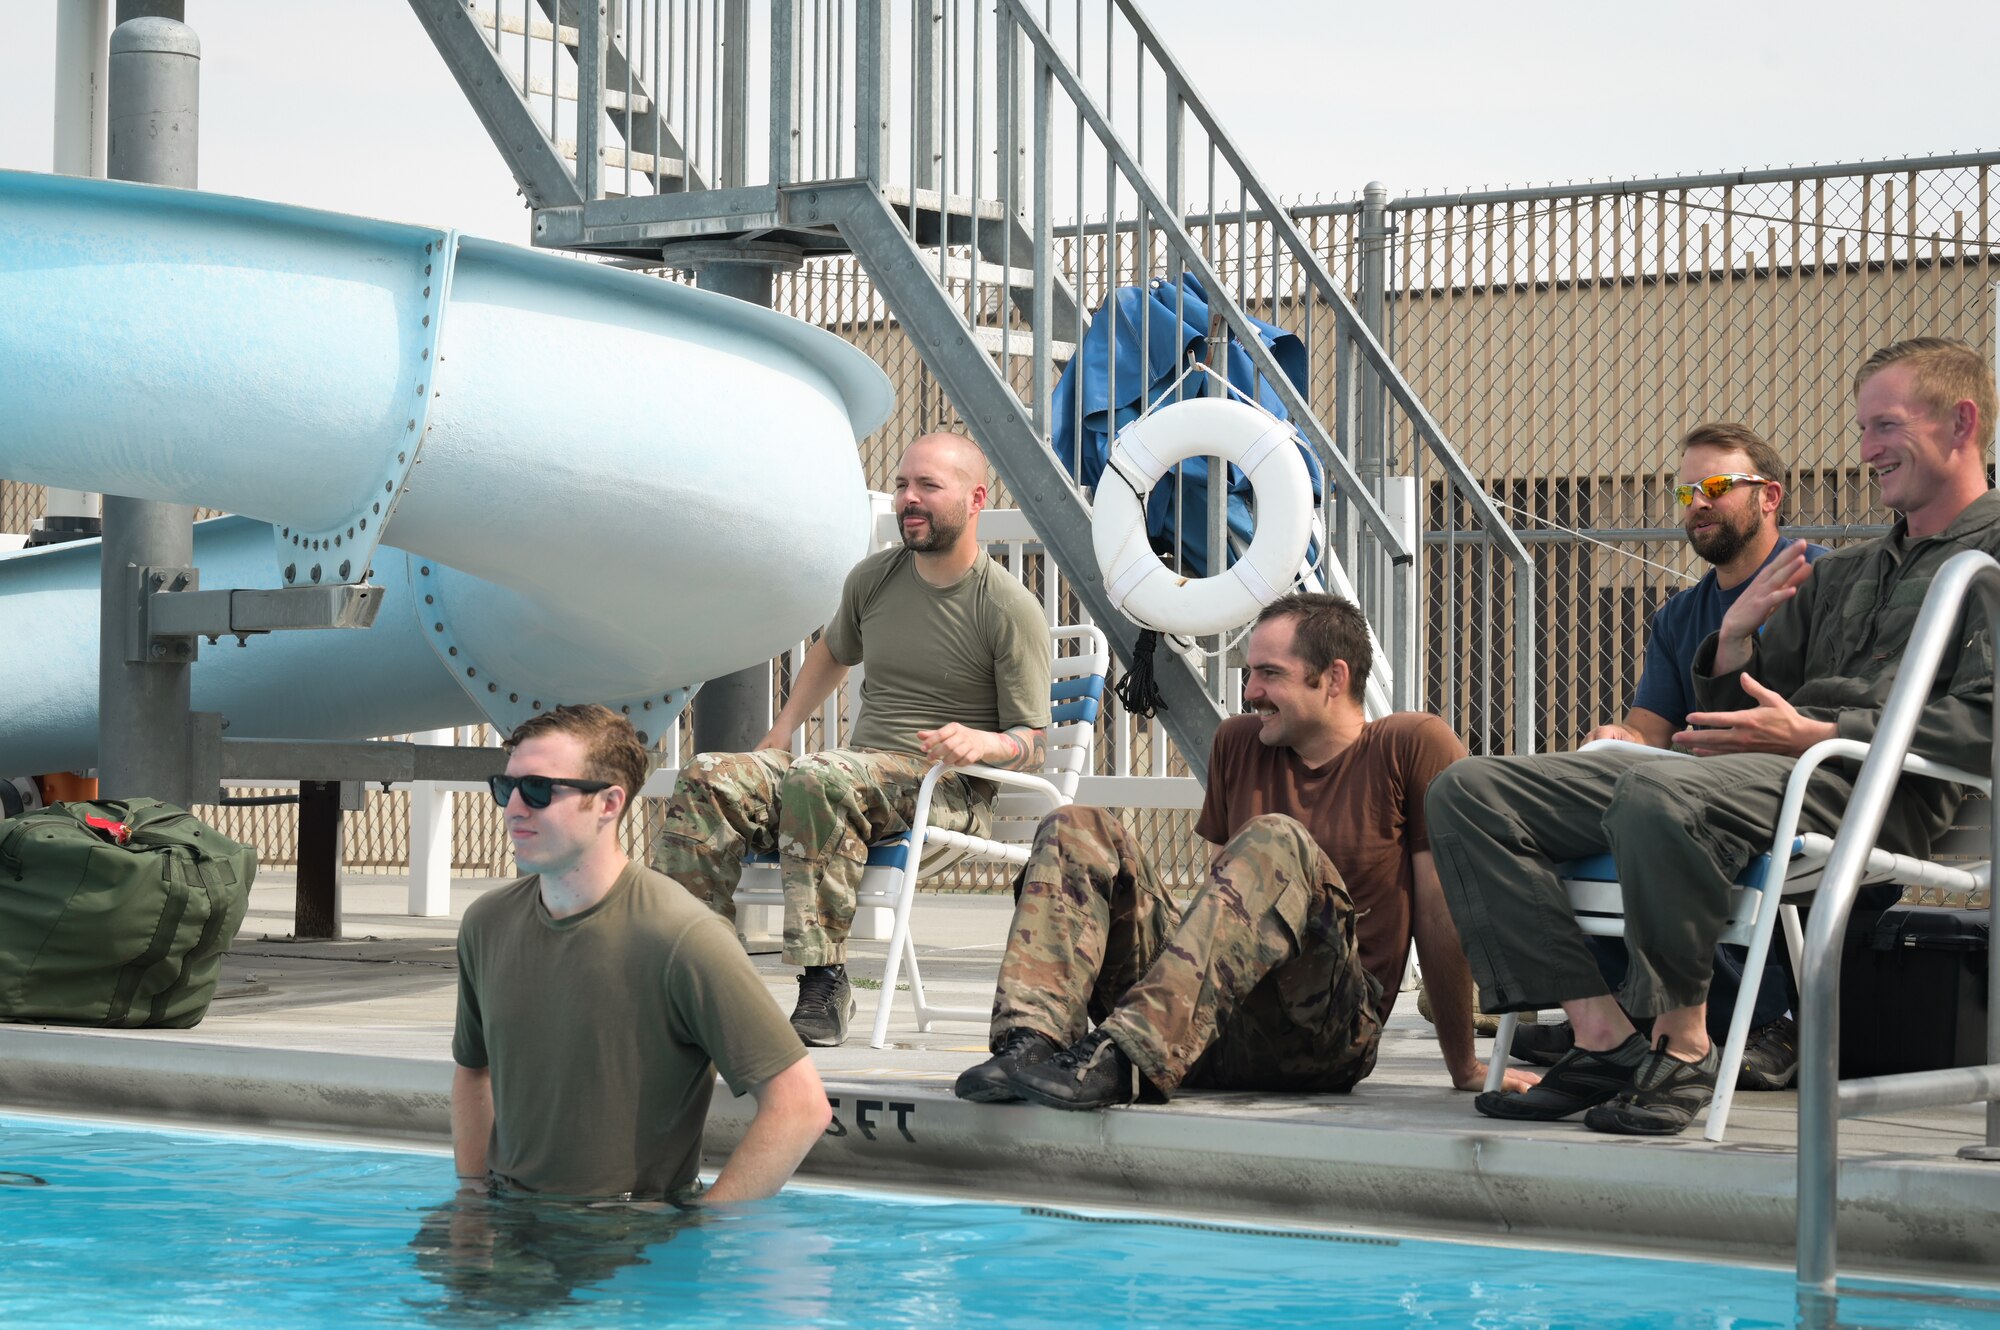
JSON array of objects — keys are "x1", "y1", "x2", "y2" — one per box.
[{"x1": 0, "y1": 171, "x2": 890, "y2": 774}]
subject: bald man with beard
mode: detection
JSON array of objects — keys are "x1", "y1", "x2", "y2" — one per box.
[{"x1": 655, "y1": 433, "x2": 1053, "y2": 1046}]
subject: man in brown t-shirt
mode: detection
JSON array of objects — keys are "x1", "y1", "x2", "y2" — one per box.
[
  {"x1": 955, "y1": 593, "x2": 1538, "y2": 1109},
  {"x1": 453, "y1": 704, "x2": 830, "y2": 1201}
]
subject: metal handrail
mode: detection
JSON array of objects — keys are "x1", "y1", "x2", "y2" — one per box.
[
  {"x1": 998, "y1": 5, "x2": 1405, "y2": 558},
  {"x1": 993, "y1": 0, "x2": 1534, "y2": 741},
  {"x1": 1105, "y1": 0, "x2": 1523, "y2": 563},
  {"x1": 1794, "y1": 548, "x2": 2000, "y2": 1321}
]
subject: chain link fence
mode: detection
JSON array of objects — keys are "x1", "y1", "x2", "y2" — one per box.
[{"x1": 0, "y1": 481, "x2": 46, "y2": 535}]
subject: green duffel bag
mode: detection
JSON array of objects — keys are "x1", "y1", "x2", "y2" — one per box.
[{"x1": 0, "y1": 798, "x2": 257, "y2": 1029}]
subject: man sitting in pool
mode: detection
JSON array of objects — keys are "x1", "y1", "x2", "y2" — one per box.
[
  {"x1": 654, "y1": 431, "x2": 1053, "y2": 1048},
  {"x1": 955, "y1": 592, "x2": 1535, "y2": 1109},
  {"x1": 452, "y1": 704, "x2": 831, "y2": 1202}
]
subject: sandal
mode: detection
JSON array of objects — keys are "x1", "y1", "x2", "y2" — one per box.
[{"x1": 1475, "y1": 1032, "x2": 1648, "y2": 1121}]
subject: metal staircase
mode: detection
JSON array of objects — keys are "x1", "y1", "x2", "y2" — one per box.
[{"x1": 407, "y1": 0, "x2": 1534, "y2": 777}]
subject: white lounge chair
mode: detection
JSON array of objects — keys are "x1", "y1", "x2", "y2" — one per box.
[
  {"x1": 736, "y1": 625, "x2": 1110, "y2": 1048},
  {"x1": 1483, "y1": 737, "x2": 1990, "y2": 1141}
]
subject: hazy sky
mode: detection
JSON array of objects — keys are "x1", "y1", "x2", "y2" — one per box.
[{"x1": 1, "y1": 0, "x2": 1990, "y2": 244}]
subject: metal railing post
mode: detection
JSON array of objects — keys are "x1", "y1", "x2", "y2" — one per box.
[
  {"x1": 719, "y1": 0, "x2": 748, "y2": 189},
  {"x1": 913, "y1": 0, "x2": 942, "y2": 192},
  {"x1": 1030, "y1": 50, "x2": 1053, "y2": 437},
  {"x1": 770, "y1": 0, "x2": 798, "y2": 185},
  {"x1": 854, "y1": 0, "x2": 890, "y2": 186},
  {"x1": 574, "y1": 0, "x2": 604, "y2": 202},
  {"x1": 1795, "y1": 549, "x2": 2000, "y2": 1301}
]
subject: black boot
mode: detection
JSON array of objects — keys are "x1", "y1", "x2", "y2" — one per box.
[
  {"x1": 1009, "y1": 1030, "x2": 1141, "y2": 1110},
  {"x1": 953, "y1": 1028, "x2": 1060, "y2": 1103},
  {"x1": 790, "y1": 965, "x2": 854, "y2": 1047}
]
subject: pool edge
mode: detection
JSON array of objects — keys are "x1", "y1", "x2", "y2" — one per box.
[{"x1": 3, "y1": 1025, "x2": 1995, "y2": 1282}]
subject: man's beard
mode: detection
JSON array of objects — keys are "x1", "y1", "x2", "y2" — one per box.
[
  {"x1": 900, "y1": 504, "x2": 967, "y2": 552},
  {"x1": 1687, "y1": 507, "x2": 1758, "y2": 566}
]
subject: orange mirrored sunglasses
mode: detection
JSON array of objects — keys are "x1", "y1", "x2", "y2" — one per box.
[{"x1": 1673, "y1": 472, "x2": 1770, "y2": 507}]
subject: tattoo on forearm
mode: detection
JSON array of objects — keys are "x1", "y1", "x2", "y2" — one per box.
[{"x1": 999, "y1": 727, "x2": 1046, "y2": 771}]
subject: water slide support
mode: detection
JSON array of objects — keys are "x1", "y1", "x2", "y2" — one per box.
[
  {"x1": 682, "y1": 243, "x2": 806, "y2": 755},
  {"x1": 99, "y1": 15, "x2": 200, "y2": 806}
]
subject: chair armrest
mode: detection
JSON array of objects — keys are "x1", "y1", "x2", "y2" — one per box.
[
  {"x1": 900, "y1": 764, "x2": 1067, "y2": 847},
  {"x1": 1752, "y1": 738, "x2": 1992, "y2": 897},
  {"x1": 1787, "y1": 737, "x2": 1989, "y2": 797},
  {"x1": 944, "y1": 764, "x2": 1069, "y2": 810}
]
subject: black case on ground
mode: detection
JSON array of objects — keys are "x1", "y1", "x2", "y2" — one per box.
[{"x1": 1838, "y1": 905, "x2": 1990, "y2": 1078}]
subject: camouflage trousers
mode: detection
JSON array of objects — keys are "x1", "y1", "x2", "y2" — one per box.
[
  {"x1": 991, "y1": 806, "x2": 1384, "y2": 1097},
  {"x1": 651, "y1": 748, "x2": 992, "y2": 967}
]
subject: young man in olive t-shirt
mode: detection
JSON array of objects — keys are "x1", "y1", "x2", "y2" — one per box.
[
  {"x1": 955, "y1": 593, "x2": 1537, "y2": 1110},
  {"x1": 453, "y1": 705, "x2": 830, "y2": 1201},
  {"x1": 655, "y1": 432, "x2": 1053, "y2": 1047}
]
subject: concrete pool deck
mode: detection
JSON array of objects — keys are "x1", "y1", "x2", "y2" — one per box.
[{"x1": 2, "y1": 871, "x2": 1996, "y2": 1282}]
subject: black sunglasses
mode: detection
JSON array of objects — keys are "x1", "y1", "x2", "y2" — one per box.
[{"x1": 488, "y1": 774, "x2": 613, "y2": 809}]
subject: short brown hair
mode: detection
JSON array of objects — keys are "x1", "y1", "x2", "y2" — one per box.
[
  {"x1": 1255, "y1": 592, "x2": 1373, "y2": 702},
  {"x1": 1679, "y1": 422, "x2": 1785, "y2": 488},
  {"x1": 1853, "y1": 337, "x2": 1998, "y2": 453},
  {"x1": 503, "y1": 703, "x2": 652, "y2": 819}
]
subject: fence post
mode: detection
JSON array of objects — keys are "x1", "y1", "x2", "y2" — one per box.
[
  {"x1": 1357, "y1": 181, "x2": 1395, "y2": 693},
  {"x1": 1358, "y1": 181, "x2": 1391, "y2": 481}
]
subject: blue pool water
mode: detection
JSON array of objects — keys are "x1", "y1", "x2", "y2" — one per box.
[{"x1": 2, "y1": 1112, "x2": 1995, "y2": 1329}]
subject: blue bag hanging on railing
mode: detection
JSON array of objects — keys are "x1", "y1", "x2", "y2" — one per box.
[{"x1": 1049, "y1": 272, "x2": 1320, "y2": 578}]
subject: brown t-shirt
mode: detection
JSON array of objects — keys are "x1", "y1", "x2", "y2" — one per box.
[
  {"x1": 1194, "y1": 712, "x2": 1467, "y2": 1017},
  {"x1": 453, "y1": 863, "x2": 806, "y2": 1199}
]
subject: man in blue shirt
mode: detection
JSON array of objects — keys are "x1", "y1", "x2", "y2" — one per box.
[{"x1": 1514, "y1": 423, "x2": 1828, "y2": 1089}]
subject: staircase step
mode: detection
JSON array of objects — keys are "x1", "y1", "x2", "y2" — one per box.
[
  {"x1": 520, "y1": 70, "x2": 652, "y2": 115},
  {"x1": 466, "y1": 5, "x2": 578, "y2": 48},
  {"x1": 555, "y1": 140, "x2": 687, "y2": 180},
  {"x1": 879, "y1": 185, "x2": 1010, "y2": 223},
  {"x1": 972, "y1": 325, "x2": 1075, "y2": 363},
  {"x1": 931, "y1": 253, "x2": 1037, "y2": 289}
]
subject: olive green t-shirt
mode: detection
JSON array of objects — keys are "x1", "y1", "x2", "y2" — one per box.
[
  {"x1": 822, "y1": 547, "x2": 1053, "y2": 755},
  {"x1": 452, "y1": 863, "x2": 806, "y2": 1199}
]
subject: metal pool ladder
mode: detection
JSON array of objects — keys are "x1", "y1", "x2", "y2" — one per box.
[{"x1": 1794, "y1": 548, "x2": 2000, "y2": 1326}]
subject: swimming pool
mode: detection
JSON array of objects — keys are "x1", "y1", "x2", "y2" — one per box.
[{"x1": 3, "y1": 1112, "x2": 1995, "y2": 1328}]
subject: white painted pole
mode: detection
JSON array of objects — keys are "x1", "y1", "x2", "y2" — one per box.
[
  {"x1": 1385, "y1": 474, "x2": 1421, "y2": 713},
  {"x1": 407, "y1": 728, "x2": 455, "y2": 916},
  {"x1": 54, "y1": 1, "x2": 108, "y2": 178},
  {"x1": 49, "y1": 0, "x2": 109, "y2": 534}
]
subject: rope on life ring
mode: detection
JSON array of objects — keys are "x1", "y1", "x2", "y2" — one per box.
[{"x1": 1091, "y1": 397, "x2": 1314, "y2": 639}]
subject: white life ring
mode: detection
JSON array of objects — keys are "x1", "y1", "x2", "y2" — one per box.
[{"x1": 1092, "y1": 397, "x2": 1314, "y2": 637}]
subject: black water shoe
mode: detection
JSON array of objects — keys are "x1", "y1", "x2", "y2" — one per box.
[
  {"x1": 1010, "y1": 1030, "x2": 1140, "y2": 1110},
  {"x1": 1474, "y1": 1032, "x2": 1649, "y2": 1121},
  {"x1": 1583, "y1": 1035, "x2": 1723, "y2": 1136},
  {"x1": 791, "y1": 965, "x2": 854, "y2": 1047},
  {"x1": 953, "y1": 1028, "x2": 1060, "y2": 1103}
]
